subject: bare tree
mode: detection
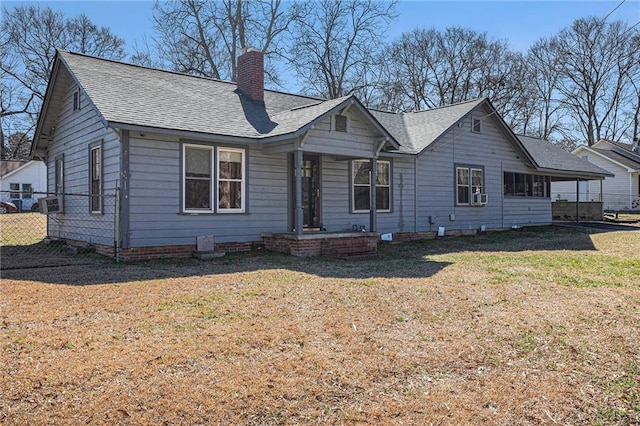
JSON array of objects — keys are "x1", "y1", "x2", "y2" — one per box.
[
  {"x1": 1, "y1": 5, "x2": 125, "y2": 152},
  {"x1": 517, "y1": 37, "x2": 567, "y2": 140},
  {"x1": 151, "y1": 0, "x2": 297, "y2": 84},
  {"x1": 384, "y1": 27, "x2": 523, "y2": 115},
  {"x1": 288, "y1": 0, "x2": 398, "y2": 99},
  {"x1": 1, "y1": 5, "x2": 126, "y2": 100},
  {"x1": 3, "y1": 132, "x2": 32, "y2": 160},
  {"x1": 553, "y1": 18, "x2": 640, "y2": 145}
]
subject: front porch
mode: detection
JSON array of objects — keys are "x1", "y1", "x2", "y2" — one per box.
[{"x1": 261, "y1": 231, "x2": 380, "y2": 258}]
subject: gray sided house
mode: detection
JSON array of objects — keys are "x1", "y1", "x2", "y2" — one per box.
[{"x1": 32, "y1": 50, "x2": 611, "y2": 260}]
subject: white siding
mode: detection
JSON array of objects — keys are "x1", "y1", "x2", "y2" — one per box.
[
  {"x1": 551, "y1": 151, "x2": 634, "y2": 210},
  {"x1": 0, "y1": 161, "x2": 47, "y2": 210}
]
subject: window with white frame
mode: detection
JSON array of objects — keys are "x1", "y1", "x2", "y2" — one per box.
[
  {"x1": 183, "y1": 144, "x2": 245, "y2": 213},
  {"x1": 9, "y1": 183, "x2": 20, "y2": 198},
  {"x1": 352, "y1": 159, "x2": 391, "y2": 212},
  {"x1": 217, "y1": 148, "x2": 244, "y2": 212},
  {"x1": 89, "y1": 144, "x2": 102, "y2": 213},
  {"x1": 21, "y1": 183, "x2": 32, "y2": 199},
  {"x1": 456, "y1": 166, "x2": 483, "y2": 205}
]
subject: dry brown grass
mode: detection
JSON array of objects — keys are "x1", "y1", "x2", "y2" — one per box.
[{"x1": 2, "y1": 227, "x2": 639, "y2": 425}]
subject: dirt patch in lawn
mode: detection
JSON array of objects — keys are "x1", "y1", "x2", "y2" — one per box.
[{"x1": 2, "y1": 227, "x2": 639, "y2": 425}]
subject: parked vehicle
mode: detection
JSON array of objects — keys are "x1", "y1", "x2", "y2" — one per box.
[{"x1": 0, "y1": 201, "x2": 17, "y2": 214}]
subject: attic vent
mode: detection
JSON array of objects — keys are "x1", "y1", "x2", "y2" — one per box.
[
  {"x1": 335, "y1": 114, "x2": 348, "y2": 132},
  {"x1": 472, "y1": 117, "x2": 481, "y2": 133}
]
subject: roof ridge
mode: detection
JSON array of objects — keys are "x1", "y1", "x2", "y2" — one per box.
[
  {"x1": 408, "y1": 97, "x2": 486, "y2": 115},
  {"x1": 58, "y1": 49, "x2": 325, "y2": 102}
]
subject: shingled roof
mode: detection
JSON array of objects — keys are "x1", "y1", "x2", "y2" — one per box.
[
  {"x1": 371, "y1": 98, "x2": 486, "y2": 154},
  {"x1": 33, "y1": 51, "x2": 611, "y2": 181},
  {"x1": 518, "y1": 135, "x2": 613, "y2": 179}
]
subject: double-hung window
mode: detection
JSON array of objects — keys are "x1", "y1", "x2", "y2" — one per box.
[
  {"x1": 183, "y1": 144, "x2": 245, "y2": 213},
  {"x1": 352, "y1": 159, "x2": 391, "y2": 212},
  {"x1": 9, "y1": 183, "x2": 20, "y2": 198},
  {"x1": 89, "y1": 144, "x2": 102, "y2": 213},
  {"x1": 456, "y1": 166, "x2": 483, "y2": 205},
  {"x1": 21, "y1": 184, "x2": 32, "y2": 199},
  {"x1": 217, "y1": 148, "x2": 244, "y2": 212}
]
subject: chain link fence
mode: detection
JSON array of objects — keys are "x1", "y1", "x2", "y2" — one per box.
[{"x1": 0, "y1": 191, "x2": 119, "y2": 270}]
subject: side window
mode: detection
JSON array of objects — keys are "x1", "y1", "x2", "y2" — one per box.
[
  {"x1": 89, "y1": 142, "x2": 102, "y2": 213},
  {"x1": 184, "y1": 144, "x2": 213, "y2": 212},
  {"x1": 55, "y1": 155, "x2": 64, "y2": 195},
  {"x1": 352, "y1": 159, "x2": 391, "y2": 212},
  {"x1": 73, "y1": 88, "x2": 81, "y2": 111},
  {"x1": 472, "y1": 117, "x2": 482, "y2": 133},
  {"x1": 182, "y1": 144, "x2": 246, "y2": 213},
  {"x1": 22, "y1": 183, "x2": 32, "y2": 199},
  {"x1": 9, "y1": 183, "x2": 20, "y2": 198},
  {"x1": 334, "y1": 114, "x2": 348, "y2": 133},
  {"x1": 456, "y1": 166, "x2": 483, "y2": 205},
  {"x1": 217, "y1": 147, "x2": 245, "y2": 213},
  {"x1": 504, "y1": 172, "x2": 551, "y2": 198}
]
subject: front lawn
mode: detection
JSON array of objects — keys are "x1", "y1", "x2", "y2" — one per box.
[{"x1": 1, "y1": 227, "x2": 639, "y2": 424}]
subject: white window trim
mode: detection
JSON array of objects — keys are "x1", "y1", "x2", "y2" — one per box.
[
  {"x1": 352, "y1": 159, "x2": 391, "y2": 213},
  {"x1": 183, "y1": 144, "x2": 214, "y2": 213},
  {"x1": 216, "y1": 147, "x2": 245, "y2": 213},
  {"x1": 182, "y1": 144, "x2": 246, "y2": 214},
  {"x1": 9, "y1": 183, "x2": 20, "y2": 198},
  {"x1": 21, "y1": 183, "x2": 33, "y2": 199},
  {"x1": 456, "y1": 166, "x2": 484, "y2": 206}
]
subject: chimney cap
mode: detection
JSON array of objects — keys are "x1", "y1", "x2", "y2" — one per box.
[{"x1": 242, "y1": 47, "x2": 261, "y2": 55}]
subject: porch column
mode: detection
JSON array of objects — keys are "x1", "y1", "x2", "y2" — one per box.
[
  {"x1": 600, "y1": 179, "x2": 603, "y2": 202},
  {"x1": 576, "y1": 179, "x2": 580, "y2": 223},
  {"x1": 294, "y1": 150, "x2": 303, "y2": 235},
  {"x1": 370, "y1": 158, "x2": 377, "y2": 232}
]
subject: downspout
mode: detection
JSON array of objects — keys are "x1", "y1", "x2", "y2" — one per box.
[
  {"x1": 119, "y1": 129, "x2": 130, "y2": 251},
  {"x1": 576, "y1": 179, "x2": 580, "y2": 223}
]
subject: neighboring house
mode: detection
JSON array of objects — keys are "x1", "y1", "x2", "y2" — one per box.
[
  {"x1": 551, "y1": 140, "x2": 640, "y2": 210},
  {"x1": 31, "y1": 50, "x2": 610, "y2": 260},
  {"x1": 0, "y1": 160, "x2": 47, "y2": 211}
]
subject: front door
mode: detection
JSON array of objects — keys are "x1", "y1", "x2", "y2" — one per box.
[{"x1": 292, "y1": 154, "x2": 321, "y2": 229}]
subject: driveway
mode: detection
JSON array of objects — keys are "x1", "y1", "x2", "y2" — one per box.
[{"x1": 554, "y1": 221, "x2": 640, "y2": 232}]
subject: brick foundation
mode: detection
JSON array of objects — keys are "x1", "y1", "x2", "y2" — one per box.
[
  {"x1": 118, "y1": 241, "x2": 259, "y2": 262},
  {"x1": 59, "y1": 238, "x2": 115, "y2": 257},
  {"x1": 262, "y1": 232, "x2": 379, "y2": 258}
]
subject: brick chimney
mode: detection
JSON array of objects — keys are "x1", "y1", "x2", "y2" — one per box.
[{"x1": 237, "y1": 47, "x2": 264, "y2": 103}]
